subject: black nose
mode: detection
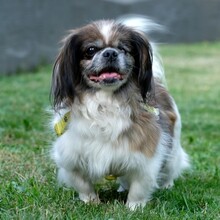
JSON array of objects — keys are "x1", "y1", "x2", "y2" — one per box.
[{"x1": 103, "y1": 49, "x2": 118, "y2": 61}]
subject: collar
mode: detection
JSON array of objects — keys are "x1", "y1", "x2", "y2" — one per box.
[
  {"x1": 141, "y1": 103, "x2": 160, "y2": 117},
  {"x1": 54, "y1": 104, "x2": 159, "y2": 137},
  {"x1": 54, "y1": 111, "x2": 71, "y2": 136}
]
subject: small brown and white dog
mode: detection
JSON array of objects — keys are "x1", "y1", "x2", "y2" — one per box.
[{"x1": 50, "y1": 17, "x2": 189, "y2": 210}]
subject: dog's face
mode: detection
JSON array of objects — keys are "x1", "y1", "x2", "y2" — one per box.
[
  {"x1": 51, "y1": 20, "x2": 153, "y2": 108},
  {"x1": 80, "y1": 33, "x2": 134, "y2": 90}
]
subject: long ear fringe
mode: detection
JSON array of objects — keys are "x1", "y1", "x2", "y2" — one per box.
[
  {"x1": 138, "y1": 41, "x2": 154, "y2": 103},
  {"x1": 129, "y1": 31, "x2": 153, "y2": 102},
  {"x1": 50, "y1": 34, "x2": 80, "y2": 110},
  {"x1": 118, "y1": 14, "x2": 166, "y2": 86}
]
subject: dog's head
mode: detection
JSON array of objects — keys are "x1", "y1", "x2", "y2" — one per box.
[{"x1": 51, "y1": 20, "x2": 153, "y2": 108}]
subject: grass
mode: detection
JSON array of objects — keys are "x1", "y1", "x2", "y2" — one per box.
[{"x1": 0, "y1": 42, "x2": 220, "y2": 219}]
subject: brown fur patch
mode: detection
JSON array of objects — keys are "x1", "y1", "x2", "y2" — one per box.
[
  {"x1": 155, "y1": 81, "x2": 177, "y2": 137},
  {"x1": 118, "y1": 80, "x2": 177, "y2": 158},
  {"x1": 125, "y1": 111, "x2": 160, "y2": 158}
]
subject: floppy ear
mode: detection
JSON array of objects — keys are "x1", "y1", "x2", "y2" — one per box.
[
  {"x1": 51, "y1": 32, "x2": 81, "y2": 109},
  {"x1": 131, "y1": 32, "x2": 153, "y2": 102}
]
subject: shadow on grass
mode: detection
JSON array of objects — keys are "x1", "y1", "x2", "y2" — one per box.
[{"x1": 97, "y1": 183, "x2": 128, "y2": 204}]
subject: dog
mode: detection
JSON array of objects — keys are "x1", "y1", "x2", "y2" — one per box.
[{"x1": 50, "y1": 17, "x2": 189, "y2": 210}]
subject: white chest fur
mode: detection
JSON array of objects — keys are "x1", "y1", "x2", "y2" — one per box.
[
  {"x1": 52, "y1": 91, "x2": 137, "y2": 180},
  {"x1": 72, "y1": 91, "x2": 132, "y2": 141}
]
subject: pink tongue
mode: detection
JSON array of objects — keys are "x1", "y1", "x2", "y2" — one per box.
[
  {"x1": 90, "y1": 72, "x2": 121, "y2": 81},
  {"x1": 99, "y1": 72, "x2": 120, "y2": 79}
]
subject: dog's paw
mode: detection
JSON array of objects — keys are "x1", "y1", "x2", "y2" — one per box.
[
  {"x1": 79, "y1": 193, "x2": 100, "y2": 204},
  {"x1": 126, "y1": 200, "x2": 147, "y2": 211},
  {"x1": 161, "y1": 180, "x2": 174, "y2": 189}
]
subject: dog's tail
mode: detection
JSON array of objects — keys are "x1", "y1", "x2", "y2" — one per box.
[{"x1": 118, "y1": 14, "x2": 166, "y2": 86}]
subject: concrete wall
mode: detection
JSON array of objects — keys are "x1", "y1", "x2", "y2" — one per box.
[{"x1": 0, "y1": 0, "x2": 220, "y2": 74}]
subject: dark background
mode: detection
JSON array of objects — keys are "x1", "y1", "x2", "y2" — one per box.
[{"x1": 0, "y1": 0, "x2": 220, "y2": 74}]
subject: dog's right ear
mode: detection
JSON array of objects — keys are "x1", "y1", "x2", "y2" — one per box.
[{"x1": 51, "y1": 31, "x2": 81, "y2": 109}]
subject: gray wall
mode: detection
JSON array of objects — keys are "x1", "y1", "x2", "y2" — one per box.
[{"x1": 0, "y1": 0, "x2": 220, "y2": 74}]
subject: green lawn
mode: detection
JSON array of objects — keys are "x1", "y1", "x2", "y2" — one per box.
[{"x1": 0, "y1": 42, "x2": 219, "y2": 219}]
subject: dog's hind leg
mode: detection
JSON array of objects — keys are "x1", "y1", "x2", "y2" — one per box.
[{"x1": 160, "y1": 102, "x2": 190, "y2": 189}]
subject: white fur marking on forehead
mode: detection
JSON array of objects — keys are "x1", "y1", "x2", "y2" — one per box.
[{"x1": 99, "y1": 21, "x2": 114, "y2": 44}]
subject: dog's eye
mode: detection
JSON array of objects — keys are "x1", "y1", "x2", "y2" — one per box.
[
  {"x1": 86, "y1": 47, "x2": 98, "y2": 58},
  {"x1": 118, "y1": 46, "x2": 127, "y2": 54}
]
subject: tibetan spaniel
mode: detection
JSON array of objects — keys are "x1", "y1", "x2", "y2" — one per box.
[{"x1": 50, "y1": 17, "x2": 189, "y2": 210}]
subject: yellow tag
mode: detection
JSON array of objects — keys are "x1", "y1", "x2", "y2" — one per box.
[
  {"x1": 142, "y1": 104, "x2": 159, "y2": 116},
  {"x1": 105, "y1": 175, "x2": 117, "y2": 181},
  {"x1": 54, "y1": 111, "x2": 71, "y2": 136}
]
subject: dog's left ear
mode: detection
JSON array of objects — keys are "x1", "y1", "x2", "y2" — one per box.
[{"x1": 131, "y1": 32, "x2": 153, "y2": 102}]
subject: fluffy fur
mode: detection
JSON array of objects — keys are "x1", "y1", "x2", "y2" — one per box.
[{"x1": 50, "y1": 18, "x2": 189, "y2": 210}]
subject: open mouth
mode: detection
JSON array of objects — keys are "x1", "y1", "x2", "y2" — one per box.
[{"x1": 88, "y1": 68, "x2": 124, "y2": 83}]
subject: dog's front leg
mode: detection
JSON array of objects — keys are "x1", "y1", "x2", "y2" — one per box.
[
  {"x1": 58, "y1": 168, "x2": 100, "y2": 203},
  {"x1": 126, "y1": 175, "x2": 156, "y2": 211}
]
